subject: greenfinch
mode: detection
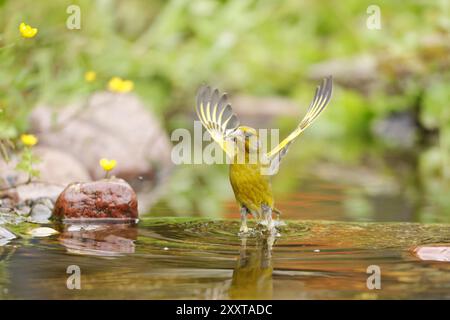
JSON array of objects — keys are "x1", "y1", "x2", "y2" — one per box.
[{"x1": 196, "y1": 77, "x2": 333, "y2": 233}]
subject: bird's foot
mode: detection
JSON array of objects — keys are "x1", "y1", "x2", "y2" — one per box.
[
  {"x1": 259, "y1": 219, "x2": 274, "y2": 230},
  {"x1": 238, "y1": 224, "x2": 252, "y2": 235},
  {"x1": 258, "y1": 218, "x2": 285, "y2": 237}
]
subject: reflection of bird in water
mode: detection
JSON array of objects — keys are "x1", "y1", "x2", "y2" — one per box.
[
  {"x1": 228, "y1": 234, "x2": 276, "y2": 299},
  {"x1": 196, "y1": 77, "x2": 332, "y2": 234}
]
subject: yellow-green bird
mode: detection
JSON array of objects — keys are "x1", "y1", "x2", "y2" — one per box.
[{"x1": 196, "y1": 76, "x2": 333, "y2": 233}]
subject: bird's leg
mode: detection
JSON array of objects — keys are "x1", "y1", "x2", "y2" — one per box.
[
  {"x1": 239, "y1": 206, "x2": 250, "y2": 234},
  {"x1": 261, "y1": 204, "x2": 275, "y2": 232},
  {"x1": 239, "y1": 237, "x2": 248, "y2": 267}
]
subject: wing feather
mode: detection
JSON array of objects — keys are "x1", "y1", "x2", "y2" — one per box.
[
  {"x1": 196, "y1": 85, "x2": 240, "y2": 157},
  {"x1": 265, "y1": 76, "x2": 333, "y2": 174}
]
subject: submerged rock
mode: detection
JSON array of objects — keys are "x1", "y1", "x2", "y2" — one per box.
[{"x1": 53, "y1": 178, "x2": 138, "y2": 221}]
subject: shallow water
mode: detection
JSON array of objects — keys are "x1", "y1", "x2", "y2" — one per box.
[{"x1": 1, "y1": 218, "x2": 449, "y2": 299}]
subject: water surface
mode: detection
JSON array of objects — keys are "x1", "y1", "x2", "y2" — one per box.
[{"x1": 1, "y1": 218, "x2": 449, "y2": 299}]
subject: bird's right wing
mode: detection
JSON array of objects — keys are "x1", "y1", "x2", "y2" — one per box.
[{"x1": 196, "y1": 85, "x2": 240, "y2": 157}]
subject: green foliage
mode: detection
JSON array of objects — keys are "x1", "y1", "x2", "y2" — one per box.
[
  {"x1": 15, "y1": 147, "x2": 41, "y2": 181},
  {"x1": 421, "y1": 81, "x2": 450, "y2": 130},
  {"x1": 0, "y1": 0, "x2": 449, "y2": 221},
  {"x1": 0, "y1": 0, "x2": 447, "y2": 128},
  {"x1": 0, "y1": 139, "x2": 13, "y2": 162}
]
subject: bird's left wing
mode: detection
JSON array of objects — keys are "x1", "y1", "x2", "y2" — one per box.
[
  {"x1": 196, "y1": 85, "x2": 240, "y2": 157},
  {"x1": 264, "y1": 76, "x2": 333, "y2": 175}
]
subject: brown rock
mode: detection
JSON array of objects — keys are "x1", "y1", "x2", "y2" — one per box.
[{"x1": 53, "y1": 179, "x2": 138, "y2": 220}]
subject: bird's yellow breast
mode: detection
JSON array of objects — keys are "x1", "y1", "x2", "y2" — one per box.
[{"x1": 229, "y1": 162, "x2": 274, "y2": 213}]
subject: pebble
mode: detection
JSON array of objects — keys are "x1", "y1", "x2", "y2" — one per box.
[
  {"x1": 0, "y1": 207, "x2": 12, "y2": 214},
  {"x1": 27, "y1": 227, "x2": 59, "y2": 237},
  {"x1": 0, "y1": 226, "x2": 16, "y2": 246},
  {"x1": 0, "y1": 197, "x2": 55, "y2": 225},
  {"x1": 14, "y1": 205, "x2": 31, "y2": 216},
  {"x1": 28, "y1": 203, "x2": 53, "y2": 224},
  {"x1": 0, "y1": 212, "x2": 25, "y2": 225}
]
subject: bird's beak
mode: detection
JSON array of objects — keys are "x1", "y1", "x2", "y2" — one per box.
[{"x1": 227, "y1": 129, "x2": 242, "y2": 140}]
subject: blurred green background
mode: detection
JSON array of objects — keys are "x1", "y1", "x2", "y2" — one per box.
[{"x1": 0, "y1": 0, "x2": 449, "y2": 222}]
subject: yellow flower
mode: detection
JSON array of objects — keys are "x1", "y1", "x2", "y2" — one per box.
[
  {"x1": 99, "y1": 158, "x2": 117, "y2": 172},
  {"x1": 19, "y1": 22, "x2": 38, "y2": 38},
  {"x1": 20, "y1": 134, "x2": 38, "y2": 147},
  {"x1": 84, "y1": 71, "x2": 97, "y2": 82},
  {"x1": 108, "y1": 77, "x2": 134, "y2": 93}
]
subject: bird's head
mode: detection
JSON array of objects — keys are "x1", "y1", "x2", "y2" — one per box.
[
  {"x1": 229, "y1": 126, "x2": 260, "y2": 157},
  {"x1": 237, "y1": 126, "x2": 258, "y2": 137}
]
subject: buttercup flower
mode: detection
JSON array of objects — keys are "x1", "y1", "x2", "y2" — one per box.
[
  {"x1": 19, "y1": 22, "x2": 38, "y2": 38},
  {"x1": 99, "y1": 158, "x2": 117, "y2": 172},
  {"x1": 108, "y1": 77, "x2": 134, "y2": 93},
  {"x1": 84, "y1": 71, "x2": 97, "y2": 82},
  {"x1": 20, "y1": 134, "x2": 38, "y2": 147}
]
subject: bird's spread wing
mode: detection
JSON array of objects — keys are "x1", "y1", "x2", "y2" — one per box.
[
  {"x1": 265, "y1": 76, "x2": 333, "y2": 174},
  {"x1": 196, "y1": 85, "x2": 240, "y2": 157}
]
